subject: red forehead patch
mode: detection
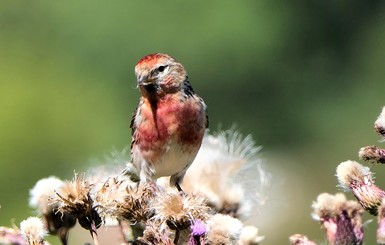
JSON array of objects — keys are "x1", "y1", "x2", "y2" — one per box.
[{"x1": 136, "y1": 53, "x2": 171, "y2": 67}]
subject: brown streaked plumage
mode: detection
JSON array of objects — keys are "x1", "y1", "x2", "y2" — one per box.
[{"x1": 130, "y1": 53, "x2": 208, "y2": 191}]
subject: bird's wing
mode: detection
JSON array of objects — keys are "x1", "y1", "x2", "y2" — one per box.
[
  {"x1": 130, "y1": 103, "x2": 139, "y2": 135},
  {"x1": 183, "y1": 78, "x2": 208, "y2": 128},
  {"x1": 130, "y1": 99, "x2": 142, "y2": 154}
]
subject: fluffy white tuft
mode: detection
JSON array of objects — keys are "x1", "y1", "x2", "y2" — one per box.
[
  {"x1": 311, "y1": 193, "x2": 347, "y2": 220},
  {"x1": 206, "y1": 213, "x2": 243, "y2": 244},
  {"x1": 20, "y1": 217, "x2": 47, "y2": 244},
  {"x1": 336, "y1": 160, "x2": 372, "y2": 191},
  {"x1": 29, "y1": 176, "x2": 63, "y2": 214},
  {"x1": 240, "y1": 225, "x2": 264, "y2": 244},
  {"x1": 181, "y1": 129, "x2": 270, "y2": 220}
]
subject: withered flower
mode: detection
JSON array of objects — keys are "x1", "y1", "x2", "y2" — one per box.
[
  {"x1": 240, "y1": 225, "x2": 264, "y2": 245},
  {"x1": 180, "y1": 129, "x2": 268, "y2": 220},
  {"x1": 136, "y1": 220, "x2": 173, "y2": 245},
  {"x1": 20, "y1": 217, "x2": 48, "y2": 245},
  {"x1": 109, "y1": 181, "x2": 155, "y2": 222},
  {"x1": 151, "y1": 188, "x2": 209, "y2": 231},
  {"x1": 311, "y1": 192, "x2": 364, "y2": 245},
  {"x1": 205, "y1": 213, "x2": 243, "y2": 245},
  {"x1": 336, "y1": 160, "x2": 385, "y2": 215},
  {"x1": 29, "y1": 176, "x2": 76, "y2": 245},
  {"x1": 54, "y1": 173, "x2": 101, "y2": 244},
  {"x1": 359, "y1": 145, "x2": 385, "y2": 164}
]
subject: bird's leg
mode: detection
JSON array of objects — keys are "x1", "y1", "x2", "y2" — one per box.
[
  {"x1": 173, "y1": 229, "x2": 180, "y2": 245},
  {"x1": 175, "y1": 182, "x2": 185, "y2": 194}
]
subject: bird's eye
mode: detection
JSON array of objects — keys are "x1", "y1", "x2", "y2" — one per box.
[{"x1": 157, "y1": 65, "x2": 167, "y2": 72}]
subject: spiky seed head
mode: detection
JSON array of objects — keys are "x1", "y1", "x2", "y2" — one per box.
[
  {"x1": 137, "y1": 220, "x2": 173, "y2": 245},
  {"x1": 151, "y1": 188, "x2": 209, "y2": 231},
  {"x1": 95, "y1": 179, "x2": 156, "y2": 223},
  {"x1": 54, "y1": 173, "x2": 102, "y2": 230}
]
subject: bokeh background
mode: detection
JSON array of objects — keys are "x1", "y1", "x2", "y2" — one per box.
[{"x1": 1, "y1": 1, "x2": 385, "y2": 244}]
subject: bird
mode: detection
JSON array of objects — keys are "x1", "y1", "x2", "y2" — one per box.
[{"x1": 130, "y1": 53, "x2": 208, "y2": 191}]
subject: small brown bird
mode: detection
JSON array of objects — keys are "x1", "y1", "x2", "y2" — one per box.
[{"x1": 130, "y1": 53, "x2": 208, "y2": 191}]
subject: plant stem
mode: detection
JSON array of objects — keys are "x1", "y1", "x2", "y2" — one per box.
[{"x1": 90, "y1": 222, "x2": 100, "y2": 245}]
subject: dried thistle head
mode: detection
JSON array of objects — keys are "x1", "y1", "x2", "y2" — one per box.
[
  {"x1": 93, "y1": 177, "x2": 132, "y2": 223},
  {"x1": 336, "y1": 160, "x2": 385, "y2": 215},
  {"x1": 180, "y1": 129, "x2": 268, "y2": 220},
  {"x1": 151, "y1": 188, "x2": 210, "y2": 231},
  {"x1": 29, "y1": 176, "x2": 76, "y2": 242},
  {"x1": 205, "y1": 214, "x2": 243, "y2": 245},
  {"x1": 95, "y1": 179, "x2": 156, "y2": 223},
  {"x1": 136, "y1": 220, "x2": 173, "y2": 245},
  {"x1": 375, "y1": 106, "x2": 385, "y2": 138},
  {"x1": 55, "y1": 173, "x2": 101, "y2": 231},
  {"x1": 311, "y1": 193, "x2": 347, "y2": 220},
  {"x1": 20, "y1": 217, "x2": 48, "y2": 245},
  {"x1": 289, "y1": 234, "x2": 317, "y2": 245},
  {"x1": 311, "y1": 192, "x2": 364, "y2": 245},
  {"x1": 29, "y1": 176, "x2": 63, "y2": 215},
  {"x1": 359, "y1": 145, "x2": 385, "y2": 164},
  {"x1": 240, "y1": 225, "x2": 264, "y2": 245}
]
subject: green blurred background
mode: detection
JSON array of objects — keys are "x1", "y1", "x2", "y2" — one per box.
[{"x1": 1, "y1": 1, "x2": 385, "y2": 244}]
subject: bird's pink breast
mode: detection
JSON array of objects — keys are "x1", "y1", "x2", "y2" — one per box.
[{"x1": 136, "y1": 95, "x2": 205, "y2": 164}]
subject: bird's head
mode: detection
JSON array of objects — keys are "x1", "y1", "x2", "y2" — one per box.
[{"x1": 135, "y1": 53, "x2": 187, "y2": 96}]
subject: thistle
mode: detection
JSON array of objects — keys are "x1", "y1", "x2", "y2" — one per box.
[
  {"x1": 20, "y1": 217, "x2": 49, "y2": 245},
  {"x1": 29, "y1": 176, "x2": 76, "y2": 245},
  {"x1": 311, "y1": 192, "x2": 364, "y2": 245},
  {"x1": 54, "y1": 173, "x2": 101, "y2": 245},
  {"x1": 151, "y1": 188, "x2": 210, "y2": 244},
  {"x1": 336, "y1": 160, "x2": 385, "y2": 215},
  {"x1": 180, "y1": 129, "x2": 268, "y2": 220},
  {"x1": 359, "y1": 145, "x2": 385, "y2": 164},
  {"x1": 240, "y1": 226, "x2": 264, "y2": 245},
  {"x1": 205, "y1": 213, "x2": 243, "y2": 245}
]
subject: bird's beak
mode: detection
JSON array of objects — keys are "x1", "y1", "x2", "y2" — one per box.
[
  {"x1": 138, "y1": 75, "x2": 157, "y2": 86},
  {"x1": 137, "y1": 75, "x2": 158, "y2": 93},
  {"x1": 137, "y1": 75, "x2": 149, "y2": 85}
]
